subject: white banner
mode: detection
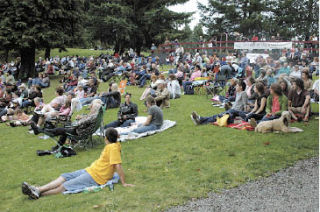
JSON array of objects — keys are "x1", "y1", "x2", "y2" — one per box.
[
  {"x1": 234, "y1": 42, "x2": 292, "y2": 50},
  {"x1": 246, "y1": 53, "x2": 270, "y2": 63}
]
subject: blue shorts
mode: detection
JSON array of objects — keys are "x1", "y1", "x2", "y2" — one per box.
[{"x1": 61, "y1": 169, "x2": 98, "y2": 191}]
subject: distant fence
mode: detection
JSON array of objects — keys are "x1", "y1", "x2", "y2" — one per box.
[
  {"x1": 157, "y1": 40, "x2": 319, "y2": 53},
  {"x1": 155, "y1": 40, "x2": 319, "y2": 64}
]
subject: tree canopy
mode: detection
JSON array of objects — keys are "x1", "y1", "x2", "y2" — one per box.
[
  {"x1": 198, "y1": 0, "x2": 319, "y2": 40},
  {"x1": 0, "y1": 0, "x2": 84, "y2": 78}
]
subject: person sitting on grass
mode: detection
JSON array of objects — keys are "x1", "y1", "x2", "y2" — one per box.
[
  {"x1": 245, "y1": 82, "x2": 267, "y2": 123},
  {"x1": 121, "y1": 96, "x2": 163, "y2": 135},
  {"x1": 288, "y1": 78, "x2": 311, "y2": 122},
  {"x1": 104, "y1": 93, "x2": 138, "y2": 129},
  {"x1": 215, "y1": 77, "x2": 237, "y2": 106},
  {"x1": 154, "y1": 82, "x2": 170, "y2": 108},
  {"x1": 250, "y1": 83, "x2": 288, "y2": 127},
  {"x1": 167, "y1": 74, "x2": 181, "y2": 99},
  {"x1": 30, "y1": 99, "x2": 103, "y2": 151},
  {"x1": 191, "y1": 80, "x2": 248, "y2": 125},
  {"x1": 21, "y1": 128, "x2": 134, "y2": 200}
]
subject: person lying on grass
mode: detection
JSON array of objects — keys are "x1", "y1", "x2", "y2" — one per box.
[
  {"x1": 21, "y1": 128, "x2": 135, "y2": 200},
  {"x1": 191, "y1": 80, "x2": 248, "y2": 125}
]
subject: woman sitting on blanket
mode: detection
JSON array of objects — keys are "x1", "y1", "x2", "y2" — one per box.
[
  {"x1": 245, "y1": 82, "x2": 267, "y2": 123},
  {"x1": 21, "y1": 128, "x2": 134, "y2": 200},
  {"x1": 250, "y1": 83, "x2": 288, "y2": 127}
]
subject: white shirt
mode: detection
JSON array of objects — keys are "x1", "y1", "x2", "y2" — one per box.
[{"x1": 167, "y1": 80, "x2": 181, "y2": 99}]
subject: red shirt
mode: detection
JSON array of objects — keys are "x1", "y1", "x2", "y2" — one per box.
[{"x1": 271, "y1": 96, "x2": 280, "y2": 114}]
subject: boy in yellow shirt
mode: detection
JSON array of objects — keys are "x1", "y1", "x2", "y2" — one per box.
[{"x1": 22, "y1": 128, "x2": 134, "y2": 200}]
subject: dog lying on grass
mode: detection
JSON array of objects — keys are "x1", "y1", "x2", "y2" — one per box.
[{"x1": 255, "y1": 111, "x2": 303, "y2": 133}]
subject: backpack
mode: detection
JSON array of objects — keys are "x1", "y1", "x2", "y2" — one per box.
[
  {"x1": 54, "y1": 146, "x2": 77, "y2": 158},
  {"x1": 184, "y1": 84, "x2": 194, "y2": 95}
]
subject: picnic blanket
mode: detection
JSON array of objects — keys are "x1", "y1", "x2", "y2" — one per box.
[
  {"x1": 117, "y1": 117, "x2": 176, "y2": 142},
  {"x1": 63, "y1": 173, "x2": 120, "y2": 194},
  {"x1": 94, "y1": 116, "x2": 176, "y2": 142},
  {"x1": 213, "y1": 120, "x2": 255, "y2": 131}
]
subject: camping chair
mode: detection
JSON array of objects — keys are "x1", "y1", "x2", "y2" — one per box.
[
  {"x1": 66, "y1": 107, "x2": 105, "y2": 149},
  {"x1": 192, "y1": 77, "x2": 210, "y2": 95}
]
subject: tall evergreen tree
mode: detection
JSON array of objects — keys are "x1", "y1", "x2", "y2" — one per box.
[
  {"x1": 199, "y1": 0, "x2": 319, "y2": 40},
  {"x1": 87, "y1": 0, "x2": 192, "y2": 55},
  {"x1": 0, "y1": 0, "x2": 84, "y2": 79},
  {"x1": 270, "y1": 0, "x2": 319, "y2": 40},
  {"x1": 198, "y1": 0, "x2": 268, "y2": 37}
]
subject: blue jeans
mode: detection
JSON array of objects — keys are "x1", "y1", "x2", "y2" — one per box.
[
  {"x1": 121, "y1": 124, "x2": 160, "y2": 135},
  {"x1": 219, "y1": 95, "x2": 235, "y2": 103},
  {"x1": 199, "y1": 109, "x2": 247, "y2": 125},
  {"x1": 104, "y1": 119, "x2": 135, "y2": 129},
  {"x1": 79, "y1": 96, "x2": 100, "y2": 106},
  {"x1": 183, "y1": 81, "x2": 192, "y2": 92},
  {"x1": 260, "y1": 114, "x2": 280, "y2": 123},
  {"x1": 199, "y1": 115, "x2": 218, "y2": 124},
  {"x1": 61, "y1": 169, "x2": 99, "y2": 191},
  {"x1": 226, "y1": 109, "x2": 247, "y2": 121},
  {"x1": 139, "y1": 74, "x2": 150, "y2": 87},
  {"x1": 245, "y1": 112, "x2": 266, "y2": 122}
]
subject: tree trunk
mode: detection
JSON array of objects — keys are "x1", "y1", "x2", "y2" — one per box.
[
  {"x1": 19, "y1": 46, "x2": 35, "y2": 80},
  {"x1": 45, "y1": 47, "x2": 51, "y2": 59},
  {"x1": 114, "y1": 42, "x2": 120, "y2": 55},
  {"x1": 4, "y1": 49, "x2": 9, "y2": 62}
]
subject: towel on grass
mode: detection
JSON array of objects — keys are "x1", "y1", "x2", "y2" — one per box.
[
  {"x1": 94, "y1": 117, "x2": 176, "y2": 142},
  {"x1": 117, "y1": 117, "x2": 176, "y2": 142},
  {"x1": 63, "y1": 173, "x2": 120, "y2": 194}
]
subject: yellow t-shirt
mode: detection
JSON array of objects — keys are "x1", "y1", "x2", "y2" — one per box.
[{"x1": 86, "y1": 142, "x2": 122, "y2": 185}]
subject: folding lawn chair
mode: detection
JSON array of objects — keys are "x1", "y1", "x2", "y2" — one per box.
[{"x1": 67, "y1": 107, "x2": 105, "y2": 149}]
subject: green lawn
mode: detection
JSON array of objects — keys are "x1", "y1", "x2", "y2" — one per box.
[
  {"x1": 0, "y1": 74, "x2": 318, "y2": 212},
  {"x1": 35, "y1": 48, "x2": 151, "y2": 59}
]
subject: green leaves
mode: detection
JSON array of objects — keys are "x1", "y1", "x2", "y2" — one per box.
[{"x1": 199, "y1": 0, "x2": 319, "y2": 39}]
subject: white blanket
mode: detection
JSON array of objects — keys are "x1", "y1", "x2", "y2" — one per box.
[{"x1": 95, "y1": 117, "x2": 176, "y2": 142}]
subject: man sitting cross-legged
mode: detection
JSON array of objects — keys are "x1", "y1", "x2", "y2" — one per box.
[
  {"x1": 21, "y1": 128, "x2": 134, "y2": 200},
  {"x1": 288, "y1": 78, "x2": 311, "y2": 122},
  {"x1": 121, "y1": 96, "x2": 163, "y2": 135},
  {"x1": 104, "y1": 93, "x2": 138, "y2": 129}
]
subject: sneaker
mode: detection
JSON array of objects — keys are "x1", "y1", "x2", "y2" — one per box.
[
  {"x1": 191, "y1": 112, "x2": 201, "y2": 125},
  {"x1": 21, "y1": 182, "x2": 40, "y2": 199},
  {"x1": 249, "y1": 118, "x2": 257, "y2": 127},
  {"x1": 30, "y1": 122, "x2": 40, "y2": 135}
]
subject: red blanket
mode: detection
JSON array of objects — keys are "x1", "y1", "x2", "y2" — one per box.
[{"x1": 213, "y1": 121, "x2": 255, "y2": 131}]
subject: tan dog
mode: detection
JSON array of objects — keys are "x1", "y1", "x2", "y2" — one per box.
[{"x1": 255, "y1": 111, "x2": 303, "y2": 133}]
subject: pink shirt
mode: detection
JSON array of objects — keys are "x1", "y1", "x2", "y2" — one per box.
[
  {"x1": 190, "y1": 70, "x2": 201, "y2": 81},
  {"x1": 59, "y1": 106, "x2": 71, "y2": 116}
]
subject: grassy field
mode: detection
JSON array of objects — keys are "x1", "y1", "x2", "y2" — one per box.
[
  {"x1": 35, "y1": 48, "x2": 151, "y2": 59},
  {"x1": 0, "y1": 68, "x2": 319, "y2": 211}
]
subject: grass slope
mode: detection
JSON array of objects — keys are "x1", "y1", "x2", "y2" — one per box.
[{"x1": 0, "y1": 74, "x2": 318, "y2": 212}]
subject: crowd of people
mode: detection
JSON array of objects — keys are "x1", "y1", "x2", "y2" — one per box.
[{"x1": 0, "y1": 43, "x2": 318, "y2": 200}]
